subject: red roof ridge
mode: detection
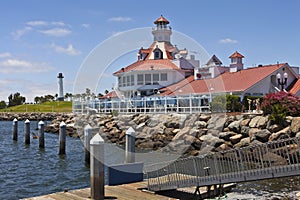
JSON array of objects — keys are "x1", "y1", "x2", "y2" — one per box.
[{"x1": 229, "y1": 51, "x2": 244, "y2": 58}]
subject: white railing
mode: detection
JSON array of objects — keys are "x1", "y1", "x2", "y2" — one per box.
[{"x1": 73, "y1": 95, "x2": 211, "y2": 114}]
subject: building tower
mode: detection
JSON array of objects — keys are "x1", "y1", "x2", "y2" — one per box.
[
  {"x1": 229, "y1": 51, "x2": 244, "y2": 72},
  {"x1": 57, "y1": 72, "x2": 64, "y2": 101},
  {"x1": 152, "y1": 15, "x2": 172, "y2": 42}
]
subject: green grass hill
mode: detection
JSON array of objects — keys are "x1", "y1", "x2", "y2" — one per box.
[{"x1": 0, "y1": 101, "x2": 72, "y2": 113}]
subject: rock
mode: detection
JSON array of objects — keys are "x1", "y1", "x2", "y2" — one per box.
[
  {"x1": 219, "y1": 131, "x2": 237, "y2": 141},
  {"x1": 136, "y1": 122, "x2": 146, "y2": 131},
  {"x1": 249, "y1": 116, "x2": 268, "y2": 128},
  {"x1": 262, "y1": 152, "x2": 287, "y2": 165},
  {"x1": 248, "y1": 128, "x2": 260, "y2": 140},
  {"x1": 269, "y1": 127, "x2": 291, "y2": 141},
  {"x1": 199, "y1": 114, "x2": 211, "y2": 122},
  {"x1": 230, "y1": 134, "x2": 243, "y2": 144},
  {"x1": 240, "y1": 118, "x2": 251, "y2": 126},
  {"x1": 291, "y1": 117, "x2": 300, "y2": 134},
  {"x1": 194, "y1": 121, "x2": 207, "y2": 129},
  {"x1": 173, "y1": 127, "x2": 191, "y2": 140},
  {"x1": 215, "y1": 143, "x2": 232, "y2": 152},
  {"x1": 255, "y1": 129, "x2": 271, "y2": 143},
  {"x1": 228, "y1": 120, "x2": 241, "y2": 133},
  {"x1": 234, "y1": 137, "x2": 250, "y2": 148},
  {"x1": 296, "y1": 132, "x2": 300, "y2": 138},
  {"x1": 207, "y1": 114, "x2": 226, "y2": 131},
  {"x1": 146, "y1": 117, "x2": 161, "y2": 127},
  {"x1": 240, "y1": 126, "x2": 250, "y2": 137},
  {"x1": 267, "y1": 124, "x2": 282, "y2": 133}
]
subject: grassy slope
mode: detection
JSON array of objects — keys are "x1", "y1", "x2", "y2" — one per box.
[{"x1": 0, "y1": 101, "x2": 72, "y2": 113}]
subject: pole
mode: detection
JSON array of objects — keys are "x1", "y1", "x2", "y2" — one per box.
[
  {"x1": 38, "y1": 121, "x2": 45, "y2": 148},
  {"x1": 90, "y1": 134, "x2": 105, "y2": 200},
  {"x1": 125, "y1": 127, "x2": 136, "y2": 163},
  {"x1": 24, "y1": 119, "x2": 30, "y2": 145},
  {"x1": 12, "y1": 118, "x2": 18, "y2": 141},
  {"x1": 84, "y1": 124, "x2": 93, "y2": 164},
  {"x1": 59, "y1": 122, "x2": 66, "y2": 155}
]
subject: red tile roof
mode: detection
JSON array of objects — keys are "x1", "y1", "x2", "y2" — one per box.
[
  {"x1": 161, "y1": 63, "x2": 287, "y2": 95},
  {"x1": 113, "y1": 59, "x2": 179, "y2": 75},
  {"x1": 100, "y1": 91, "x2": 118, "y2": 99},
  {"x1": 154, "y1": 15, "x2": 169, "y2": 24},
  {"x1": 229, "y1": 51, "x2": 244, "y2": 58},
  {"x1": 290, "y1": 75, "x2": 300, "y2": 95}
]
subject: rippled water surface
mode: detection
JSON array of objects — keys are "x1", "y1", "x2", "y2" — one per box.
[{"x1": 0, "y1": 121, "x2": 91, "y2": 199}]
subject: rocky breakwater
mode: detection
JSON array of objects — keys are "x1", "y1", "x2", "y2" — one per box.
[
  {"x1": 71, "y1": 113, "x2": 300, "y2": 156},
  {"x1": 0, "y1": 112, "x2": 60, "y2": 121}
]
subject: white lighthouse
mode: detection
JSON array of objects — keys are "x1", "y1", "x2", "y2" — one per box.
[{"x1": 57, "y1": 72, "x2": 64, "y2": 101}]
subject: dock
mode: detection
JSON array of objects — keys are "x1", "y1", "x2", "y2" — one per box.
[{"x1": 24, "y1": 181, "x2": 235, "y2": 200}]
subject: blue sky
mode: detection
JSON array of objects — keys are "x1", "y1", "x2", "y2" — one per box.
[{"x1": 0, "y1": 0, "x2": 300, "y2": 102}]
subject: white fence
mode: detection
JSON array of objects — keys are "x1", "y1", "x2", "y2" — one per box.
[{"x1": 73, "y1": 95, "x2": 211, "y2": 114}]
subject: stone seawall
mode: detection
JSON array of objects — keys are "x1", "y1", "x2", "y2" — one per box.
[{"x1": 3, "y1": 112, "x2": 300, "y2": 155}]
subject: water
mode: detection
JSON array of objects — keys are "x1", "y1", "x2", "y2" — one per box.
[{"x1": 0, "y1": 121, "x2": 90, "y2": 199}]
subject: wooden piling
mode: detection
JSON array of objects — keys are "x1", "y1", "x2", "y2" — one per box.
[
  {"x1": 84, "y1": 124, "x2": 93, "y2": 164},
  {"x1": 90, "y1": 134, "x2": 105, "y2": 200},
  {"x1": 38, "y1": 121, "x2": 45, "y2": 148},
  {"x1": 59, "y1": 122, "x2": 66, "y2": 155},
  {"x1": 125, "y1": 127, "x2": 136, "y2": 163},
  {"x1": 24, "y1": 119, "x2": 30, "y2": 145},
  {"x1": 12, "y1": 118, "x2": 18, "y2": 141}
]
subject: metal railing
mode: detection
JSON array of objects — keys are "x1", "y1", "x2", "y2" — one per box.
[
  {"x1": 144, "y1": 137, "x2": 300, "y2": 191},
  {"x1": 73, "y1": 95, "x2": 211, "y2": 114}
]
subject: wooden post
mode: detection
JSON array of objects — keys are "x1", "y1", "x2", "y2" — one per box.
[
  {"x1": 38, "y1": 121, "x2": 45, "y2": 148},
  {"x1": 59, "y1": 122, "x2": 66, "y2": 155},
  {"x1": 12, "y1": 118, "x2": 18, "y2": 141},
  {"x1": 24, "y1": 119, "x2": 30, "y2": 145},
  {"x1": 125, "y1": 127, "x2": 135, "y2": 163},
  {"x1": 90, "y1": 134, "x2": 105, "y2": 200},
  {"x1": 84, "y1": 124, "x2": 93, "y2": 164}
]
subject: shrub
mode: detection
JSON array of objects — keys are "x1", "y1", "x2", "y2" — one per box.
[
  {"x1": 261, "y1": 91, "x2": 300, "y2": 117},
  {"x1": 211, "y1": 94, "x2": 243, "y2": 112}
]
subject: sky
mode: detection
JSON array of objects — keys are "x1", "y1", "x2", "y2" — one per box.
[{"x1": 1, "y1": 0, "x2": 300, "y2": 102}]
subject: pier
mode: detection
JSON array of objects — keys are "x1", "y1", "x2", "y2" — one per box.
[{"x1": 23, "y1": 181, "x2": 235, "y2": 200}]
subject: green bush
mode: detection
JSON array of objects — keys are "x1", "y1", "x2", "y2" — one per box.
[{"x1": 211, "y1": 94, "x2": 242, "y2": 112}]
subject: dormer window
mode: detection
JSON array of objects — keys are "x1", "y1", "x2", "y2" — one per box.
[{"x1": 153, "y1": 47, "x2": 163, "y2": 60}]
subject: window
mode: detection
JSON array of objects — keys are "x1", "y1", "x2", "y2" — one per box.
[
  {"x1": 122, "y1": 76, "x2": 126, "y2": 87},
  {"x1": 118, "y1": 77, "x2": 122, "y2": 87},
  {"x1": 145, "y1": 74, "x2": 151, "y2": 84},
  {"x1": 154, "y1": 48, "x2": 163, "y2": 60},
  {"x1": 153, "y1": 74, "x2": 159, "y2": 82},
  {"x1": 137, "y1": 74, "x2": 143, "y2": 85},
  {"x1": 126, "y1": 76, "x2": 130, "y2": 87},
  {"x1": 130, "y1": 75, "x2": 134, "y2": 86},
  {"x1": 161, "y1": 73, "x2": 167, "y2": 81}
]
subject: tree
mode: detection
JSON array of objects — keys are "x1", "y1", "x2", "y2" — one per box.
[
  {"x1": 0, "y1": 101, "x2": 6, "y2": 109},
  {"x1": 8, "y1": 92, "x2": 26, "y2": 107}
]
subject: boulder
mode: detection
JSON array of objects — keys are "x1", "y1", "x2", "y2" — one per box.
[
  {"x1": 269, "y1": 127, "x2": 291, "y2": 141},
  {"x1": 234, "y1": 137, "x2": 250, "y2": 148},
  {"x1": 230, "y1": 134, "x2": 243, "y2": 144},
  {"x1": 199, "y1": 114, "x2": 211, "y2": 122},
  {"x1": 219, "y1": 131, "x2": 237, "y2": 141},
  {"x1": 228, "y1": 120, "x2": 241, "y2": 133},
  {"x1": 172, "y1": 127, "x2": 191, "y2": 140},
  {"x1": 291, "y1": 117, "x2": 300, "y2": 134},
  {"x1": 255, "y1": 129, "x2": 271, "y2": 143},
  {"x1": 194, "y1": 121, "x2": 207, "y2": 129}
]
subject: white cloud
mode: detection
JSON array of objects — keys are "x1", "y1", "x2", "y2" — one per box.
[
  {"x1": 12, "y1": 27, "x2": 32, "y2": 39},
  {"x1": 26, "y1": 20, "x2": 66, "y2": 27},
  {"x1": 108, "y1": 17, "x2": 132, "y2": 22},
  {"x1": 219, "y1": 38, "x2": 238, "y2": 44},
  {"x1": 0, "y1": 58, "x2": 55, "y2": 73},
  {"x1": 0, "y1": 79, "x2": 57, "y2": 102},
  {"x1": 50, "y1": 43, "x2": 81, "y2": 56},
  {"x1": 0, "y1": 52, "x2": 11, "y2": 58},
  {"x1": 26, "y1": 20, "x2": 48, "y2": 26},
  {"x1": 39, "y1": 28, "x2": 71, "y2": 37},
  {"x1": 81, "y1": 23, "x2": 90, "y2": 28}
]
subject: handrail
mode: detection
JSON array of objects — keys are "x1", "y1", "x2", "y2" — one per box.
[{"x1": 145, "y1": 137, "x2": 300, "y2": 191}]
